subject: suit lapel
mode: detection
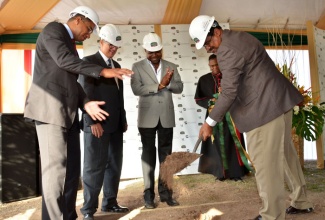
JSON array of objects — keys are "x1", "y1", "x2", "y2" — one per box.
[
  {"x1": 160, "y1": 60, "x2": 167, "y2": 81},
  {"x1": 95, "y1": 52, "x2": 107, "y2": 67},
  {"x1": 141, "y1": 60, "x2": 159, "y2": 83}
]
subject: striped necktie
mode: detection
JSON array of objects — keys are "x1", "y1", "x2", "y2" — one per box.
[{"x1": 107, "y1": 59, "x2": 112, "y2": 68}]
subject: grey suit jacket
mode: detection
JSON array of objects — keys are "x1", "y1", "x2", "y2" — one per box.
[
  {"x1": 209, "y1": 29, "x2": 303, "y2": 132},
  {"x1": 131, "y1": 59, "x2": 183, "y2": 128},
  {"x1": 24, "y1": 22, "x2": 104, "y2": 129}
]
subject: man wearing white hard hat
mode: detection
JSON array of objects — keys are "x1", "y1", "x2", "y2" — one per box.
[
  {"x1": 131, "y1": 33, "x2": 183, "y2": 209},
  {"x1": 189, "y1": 15, "x2": 313, "y2": 220},
  {"x1": 79, "y1": 24, "x2": 129, "y2": 220},
  {"x1": 24, "y1": 6, "x2": 133, "y2": 220}
]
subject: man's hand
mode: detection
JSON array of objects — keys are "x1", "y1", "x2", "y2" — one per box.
[
  {"x1": 100, "y1": 68, "x2": 133, "y2": 80},
  {"x1": 160, "y1": 67, "x2": 174, "y2": 86},
  {"x1": 84, "y1": 101, "x2": 109, "y2": 121},
  {"x1": 91, "y1": 123, "x2": 104, "y2": 138},
  {"x1": 199, "y1": 122, "x2": 213, "y2": 141}
]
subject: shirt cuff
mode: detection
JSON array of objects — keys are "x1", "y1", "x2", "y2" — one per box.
[{"x1": 206, "y1": 116, "x2": 217, "y2": 127}]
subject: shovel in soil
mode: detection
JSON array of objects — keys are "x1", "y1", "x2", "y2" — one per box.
[{"x1": 160, "y1": 137, "x2": 203, "y2": 189}]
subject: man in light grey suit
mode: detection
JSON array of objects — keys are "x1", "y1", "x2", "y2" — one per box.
[
  {"x1": 189, "y1": 15, "x2": 313, "y2": 220},
  {"x1": 131, "y1": 33, "x2": 183, "y2": 209},
  {"x1": 24, "y1": 6, "x2": 132, "y2": 220}
]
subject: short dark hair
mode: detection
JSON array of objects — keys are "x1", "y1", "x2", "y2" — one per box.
[{"x1": 209, "y1": 54, "x2": 217, "y2": 61}]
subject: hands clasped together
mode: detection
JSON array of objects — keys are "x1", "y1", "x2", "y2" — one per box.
[{"x1": 159, "y1": 67, "x2": 174, "y2": 90}]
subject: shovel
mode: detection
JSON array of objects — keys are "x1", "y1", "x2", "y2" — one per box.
[{"x1": 160, "y1": 137, "x2": 203, "y2": 189}]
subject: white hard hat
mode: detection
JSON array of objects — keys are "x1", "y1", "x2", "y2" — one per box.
[
  {"x1": 70, "y1": 6, "x2": 100, "y2": 34},
  {"x1": 142, "y1": 33, "x2": 163, "y2": 52},
  {"x1": 99, "y1": 24, "x2": 122, "y2": 47},
  {"x1": 189, "y1": 15, "x2": 216, "y2": 49}
]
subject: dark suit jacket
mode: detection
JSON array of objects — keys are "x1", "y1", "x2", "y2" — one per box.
[
  {"x1": 79, "y1": 52, "x2": 126, "y2": 133},
  {"x1": 24, "y1": 22, "x2": 104, "y2": 129},
  {"x1": 209, "y1": 29, "x2": 303, "y2": 132}
]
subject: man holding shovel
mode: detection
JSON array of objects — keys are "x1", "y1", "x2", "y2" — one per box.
[
  {"x1": 131, "y1": 32, "x2": 183, "y2": 209},
  {"x1": 189, "y1": 15, "x2": 313, "y2": 220}
]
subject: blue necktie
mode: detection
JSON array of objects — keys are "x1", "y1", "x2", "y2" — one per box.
[{"x1": 107, "y1": 59, "x2": 112, "y2": 68}]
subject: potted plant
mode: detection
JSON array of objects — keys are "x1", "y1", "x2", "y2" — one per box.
[{"x1": 277, "y1": 63, "x2": 325, "y2": 142}]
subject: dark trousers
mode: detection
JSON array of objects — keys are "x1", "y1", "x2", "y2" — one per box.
[
  {"x1": 138, "y1": 121, "x2": 173, "y2": 202},
  {"x1": 81, "y1": 130, "x2": 123, "y2": 215},
  {"x1": 36, "y1": 117, "x2": 80, "y2": 220}
]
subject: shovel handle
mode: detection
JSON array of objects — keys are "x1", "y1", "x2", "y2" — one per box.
[{"x1": 192, "y1": 137, "x2": 202, "y2": 153}]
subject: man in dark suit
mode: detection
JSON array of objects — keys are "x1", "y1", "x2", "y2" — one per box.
[
  {"x1": 189, "y1": 15, "x2": 313, "y2": 220},
  {"x1": 131, "y1": 33, "x2": 183, "y2": 209},
  {"x1": 24, "y1": 6, "x2": 133, "y2": 220},
  {"x1": 79, "y1": 24, "x2": 128, "y2": 220}
]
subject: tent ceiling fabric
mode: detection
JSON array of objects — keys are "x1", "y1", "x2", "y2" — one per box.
[{"x1": 0, "y1": 0, "x2": 325, "y2": 34}]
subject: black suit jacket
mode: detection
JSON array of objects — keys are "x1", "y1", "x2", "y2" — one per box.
[{"x1": 79, "y1": 52, "x2": 126, "y2": 133}]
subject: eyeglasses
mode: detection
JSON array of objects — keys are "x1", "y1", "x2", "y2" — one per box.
[{"x1": 81, "y1": 18, "x2": 93, "y2": 34}]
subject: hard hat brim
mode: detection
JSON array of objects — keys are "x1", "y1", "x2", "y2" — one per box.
[
  {"x1": 142, "y1": 44, "x2": 163, "y2": 52},
  {"x1": 93, "y1": 25, "x2": 100, "y2": 35},
  {"x1": 196, "y1": 16, "x2": 215, "y2": 50}
]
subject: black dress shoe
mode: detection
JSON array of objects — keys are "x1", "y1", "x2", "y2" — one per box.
[
  {"x1": 144, "y1": 200, "x2": 156, "y2": 209},
  {"x1": 160, "y1": 198, "x2": 180, "y2": 206},
  {"x1": 286, "y1": 206, "x2": 314, "y2": 214},
  {"x1": 102, "y1": 204, "x2": 129, "y2": 213},
  {"x1": 254, "y1": 215, "x2": 262, "y2": 220}
]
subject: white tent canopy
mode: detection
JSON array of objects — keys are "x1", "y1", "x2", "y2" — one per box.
[{"x1": 1, "y1": 0, "x2": 325, "y2": 34}]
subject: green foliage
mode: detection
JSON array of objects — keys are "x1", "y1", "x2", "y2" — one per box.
[{"x1": 292, "y1": 103, "x2": 325, "y2": 141}]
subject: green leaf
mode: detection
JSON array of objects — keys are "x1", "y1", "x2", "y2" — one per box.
[{"x1": 292, "y1": 106, "x2": 325, "y2": 141}]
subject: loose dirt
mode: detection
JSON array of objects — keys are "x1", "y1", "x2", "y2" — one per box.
[
  {"x1": 1, "y1": 160, "x2": 324, "y2": 220},
  {"x1": 160, "y1": 152, "x2": 202, "y2": 189}
]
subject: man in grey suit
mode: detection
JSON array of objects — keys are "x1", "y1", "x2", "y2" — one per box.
[
  {"x1": 189, "y1": 15, "x2": 313, "y2": 220},
  {"x1": 131, "y1": 33, "x2": 183, "y2": 209},
  {"x1": 79, "y1": 24, "x2": 129, "y2": 220},
  {"x1": 24, "y1": 6, "x2": 132, "y2": 220}
]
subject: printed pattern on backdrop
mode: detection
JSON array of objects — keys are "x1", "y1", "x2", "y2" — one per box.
[
  {"x1": 314, "y1": 26, "x2": 325, "y2": 101},
  {"x1": 313, "y1": 25, "x2": 325, "y2": 158}
]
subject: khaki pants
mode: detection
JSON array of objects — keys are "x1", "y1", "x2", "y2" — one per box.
[{"x1": 246, "y1": 111, "x2": 312, "y2": 220}]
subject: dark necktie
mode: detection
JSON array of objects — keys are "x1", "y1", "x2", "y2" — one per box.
[
  {"x1": 107, "y1": 59, "x2": 112, "y2": 68},
  {"x1": 107, "y1": 59, "x2": 119, "y2": 89}
]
